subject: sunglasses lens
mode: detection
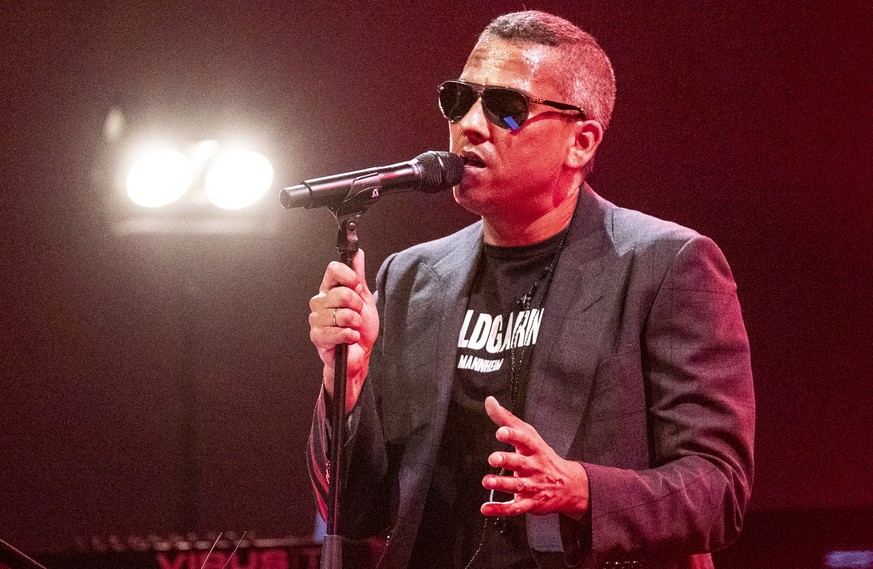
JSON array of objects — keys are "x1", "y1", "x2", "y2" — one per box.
[
  {"x1": 438, "y1": 81, "x2": 531, "y2": 130},
  {"x1": 439, "y1": 82, "x2": 477, "y2": 123},
  {"x1": 482, "y1": 88, "x2": 529, "y2": 130}
]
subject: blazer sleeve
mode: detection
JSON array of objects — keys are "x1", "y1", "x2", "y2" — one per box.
[{"x1": 579, "y1": 234, "x2": 755, "y2": 565}]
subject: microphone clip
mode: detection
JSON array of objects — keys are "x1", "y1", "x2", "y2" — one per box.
[
  {"x1": 327, "y1": 172, "x2": 383, "y2": 254},
  {"x1": 328, "y1": 172, "x2": 383, "y2": 220}
]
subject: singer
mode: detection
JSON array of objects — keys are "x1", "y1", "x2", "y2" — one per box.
[{"x1": 306, "y1": 10, "x2": 754, "y2": 569}]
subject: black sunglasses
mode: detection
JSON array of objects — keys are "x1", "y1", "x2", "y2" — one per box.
[{"x1": 438, "y1": 80, "x2": 586, "y2": 131}]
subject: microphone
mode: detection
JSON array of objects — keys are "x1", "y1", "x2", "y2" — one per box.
[{"x1": 280, "y1": 151, "x2": 463, "y2": 209}]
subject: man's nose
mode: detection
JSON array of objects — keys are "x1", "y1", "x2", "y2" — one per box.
[{"x1": 457, "y1": 98, "x2": 490, "y2": 142}]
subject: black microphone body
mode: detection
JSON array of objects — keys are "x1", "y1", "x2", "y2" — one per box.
[{"x1": 280, "y1": 151, "x2": 463, "y2": 209}]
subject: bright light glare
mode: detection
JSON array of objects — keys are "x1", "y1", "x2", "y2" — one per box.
[
  {"x1": 204, "y1": 151, "x2": 274, "y2": 210},
  {"x1": 126, "y1": 149, "x2": 194, "y2": 208}
]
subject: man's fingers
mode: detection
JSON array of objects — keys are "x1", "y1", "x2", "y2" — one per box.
[
  {"x1": 316, "y1": 306, "x2": 362, "y2": 329},
  {"x1": 309, "y1": 286, "x2": 366, "y2": 332},
  {"x1": 311, "y1": 250, "x2": 370, "y2": 324},
  {"x1": 481, "y1": 497, "x2": 536, "y2": 517},
  {"x1": 495, "y1": 425, "x2": 537, "y2": 455},
  {"x1": 483, "y1": 473, "x2": 532, "y2": 494},
  {"x1": 319, "y1": 259, "x2": 359, "y2": 294},
  {"x1": 322, "y1": 249, "x2": 371, "y2": 296},
  {"x1": 488, "y1": 451, "x2": 527, "y2": 473},
  {"x1": 485, "y1": 395, "x2": 524, "y2": 428},
  {"x1": 481, "y1": 471, "x2": 537, "y2": 517},
  {"x1": 485, "y1": 396, "x2": 541, "y2": 454},
  {"x1": 312, "y1": 285, "x2": 365, "y2": 313},
  {"x1": 310, "y1": 325, "x2": 360, "y2": 348}
]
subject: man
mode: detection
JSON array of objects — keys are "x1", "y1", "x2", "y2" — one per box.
[{"x1": 307, "y1": 10, "x2": 754, "y2": 569}]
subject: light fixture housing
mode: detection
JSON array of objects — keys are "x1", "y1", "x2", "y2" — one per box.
[{"x1": 98, "y1": 108, "x2": 281, "y2": 236}]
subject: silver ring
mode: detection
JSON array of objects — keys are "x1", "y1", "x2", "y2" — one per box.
[
  {"x1": 520, "y1": 477, "x2": 528, "y2": 492},
  {"x1": 332, "y1": 308, "x2": 338, "y2": 327}
]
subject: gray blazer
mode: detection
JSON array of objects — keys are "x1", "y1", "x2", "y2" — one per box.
[{"x1": 308, "y1": 185, "x2": 755, "y2": 569}]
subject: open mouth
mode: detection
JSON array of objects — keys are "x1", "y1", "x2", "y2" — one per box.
[{"x1": 461, "y1": 152, "x2": 486, "y2": 168}]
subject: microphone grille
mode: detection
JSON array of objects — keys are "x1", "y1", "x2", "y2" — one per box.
[{"x1": 414, "y1": 151, "x2": 464, "y2": 193}]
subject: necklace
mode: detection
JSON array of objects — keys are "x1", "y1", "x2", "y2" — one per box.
[
  {"x1": 506, "y1": 224, "x2": 570, "y2": 414},
  {"x1": 463, "y1": 222, "x2": 572, "y2": 569}
]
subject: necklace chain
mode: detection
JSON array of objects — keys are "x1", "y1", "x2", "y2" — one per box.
[
  {"x1": 463, "y1": 223, "x2": 571, "y2": 569},
  {"x1": 507, "y1": 223, "x2": 570, "y2": 414}
]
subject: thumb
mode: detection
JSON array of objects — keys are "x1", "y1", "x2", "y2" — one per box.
[
  {"x1": 485, "y1": 395, "x2": 520, "y2": 428},
  {"x1": 352, "y1": 249, "x2": 371, "y2": 295}
]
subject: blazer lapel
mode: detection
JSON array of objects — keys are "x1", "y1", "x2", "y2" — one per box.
[
  {"x1": 525, "y1": 185, "x2": 611, "y2": 457},
  {"x1": 428, "y1": 225, "x2": 484, "y2": 431},
  {"x1": 382, "y1": 224, "x2": 484, "y2": 568}
]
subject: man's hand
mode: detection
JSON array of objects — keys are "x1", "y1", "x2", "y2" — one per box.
[
  {"x1": 481, "y1": 396, "x2": 590, "y2": 520},
  {"x1": 308, "y1": 249, "x2": 379, "y2": 414}
]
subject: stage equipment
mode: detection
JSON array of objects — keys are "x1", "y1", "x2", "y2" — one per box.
[
  {"x1": 280, "y1": 150, "x2": 462, "y2": 569},
  {"x1": 96, "y1": 108, "x2": 278, "y2": 235},
  {"x1": 35, "y1": 535, "x2": 321, "y2": 569}
]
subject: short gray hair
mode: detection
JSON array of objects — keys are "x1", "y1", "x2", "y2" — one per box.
[{"x1": 482, "y1": 11, "x2": 616, "y2": 131}]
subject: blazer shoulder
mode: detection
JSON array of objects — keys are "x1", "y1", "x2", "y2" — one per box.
[
  {"x1": 599, "y1": 198, "x2": 736, "y2": 290},
  {"x1": 606, "y1": 200, "x2": 704, "y2": 256},
  {"x1": 405, "y1": 221, "x2": 482, "y2": 256},
  {"x1": 390, "y1": 221, "x2": 482, "y2": 267},
  {"x1": 375, "y1": 220, "x2": 483, "y2": 286}
]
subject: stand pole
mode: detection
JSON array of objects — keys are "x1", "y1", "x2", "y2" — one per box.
[{"x1": 321, "y1": 216, "x2": 360, "y2": 569}]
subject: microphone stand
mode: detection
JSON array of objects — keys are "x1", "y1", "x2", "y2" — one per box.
[{"x1": 319, "y1": 184, "x2": 381, "y2": 569}]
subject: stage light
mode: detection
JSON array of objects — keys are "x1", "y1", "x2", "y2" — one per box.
[
  {"x1": 204, "y1": 150, "x2": 274, "y2": 210},
  {"x1": 126, "y1": 148, "x2": 194, "y2": 208},
  {"x1": 98, "y1": 107, "x2": 282, "y2": 235}
]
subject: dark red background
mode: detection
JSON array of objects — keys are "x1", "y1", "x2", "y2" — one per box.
[{"x1": 2, "y1": 0, "x2": 871, "y2": 556}]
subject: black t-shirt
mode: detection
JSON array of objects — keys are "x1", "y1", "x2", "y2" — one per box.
[{"x1": 410, "y1": 230, "x2": 566, "y2": 569}]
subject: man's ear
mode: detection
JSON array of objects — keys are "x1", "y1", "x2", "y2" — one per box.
[{"x1": 565, "y1": 120, "x2": 604, "y2": 171}]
